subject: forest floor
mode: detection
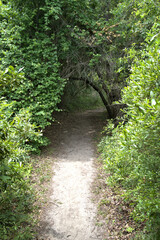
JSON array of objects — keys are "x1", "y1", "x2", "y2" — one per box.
[{"x1": 33, "y1": 109, "x2": 140, "y2": 240}]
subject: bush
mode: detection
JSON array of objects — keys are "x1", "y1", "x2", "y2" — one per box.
[
  {"x1": 0, "y1": 64, "x2": 41, "y2": 238},
  {"x1": 0, "y1": 99, "x2": 40, "y2": 239},
  {"x1": 0, "y1": 1, "x2": 66, "y2": 150},
  {"x1": 99, "y1": 26, "x2": 160, "y2": 238}
]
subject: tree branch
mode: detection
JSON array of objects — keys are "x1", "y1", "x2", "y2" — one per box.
[{"x1": 69, "y1": 77, "x2": 113, "y2": 118}]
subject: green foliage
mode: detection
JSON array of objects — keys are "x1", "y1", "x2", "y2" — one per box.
[
  {"x1": 99, "y1": 23, "x2": 160, "y2": 238},
  {"x1": 0, "y1": 64, "x2": 40, "y2": 239},
  {"x1": 0, "y1": 99, "x2": 40, "y2": 239},
  {"x1": 0, "y1": 0, "x2": 160, "y2": 239},
  {"x1": 0, "y1": 65, "x2": 24, "y2": 94},
  {"x1": 103, "y1": 0, "x2": 160, "y2": 92},
  {"x1": 0, "y1": 0, "x2": 66, "y2": 148}
]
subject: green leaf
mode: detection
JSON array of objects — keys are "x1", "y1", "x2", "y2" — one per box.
[{"x1": 151, "y1": 99, "x2": 156, "y2": 106}]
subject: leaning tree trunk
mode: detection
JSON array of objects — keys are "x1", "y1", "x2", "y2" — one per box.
[
  {"x1": 69, "y1": 77, "x2": 113, "y2": 118},
  {"x1": 85, "y1": 80, "x2": 113, "y2": 118}
]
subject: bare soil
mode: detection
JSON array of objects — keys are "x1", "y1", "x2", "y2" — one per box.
[
  {"x1": 35, "y1": 109, "x2": 141, "y2": 240},
  {"x1": 36, "y1": 109, "x2": 107, "y2": 240}
]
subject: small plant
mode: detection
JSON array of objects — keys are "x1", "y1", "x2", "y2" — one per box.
[{"x1": 126, "y1": 226, "x2": 134, "y2": 233}]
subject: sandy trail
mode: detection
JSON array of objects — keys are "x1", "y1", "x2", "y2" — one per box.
[{"x1": 38, "y1": 109, "x2": 106, "y2": 240}]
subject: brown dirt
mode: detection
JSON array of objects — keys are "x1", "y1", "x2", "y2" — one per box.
[
  {"x1": 35, "y1": 109, "x2": 142, "y2": 240},
  {"x1": 36, "y1": 109, "x2": 107, "y2": 240}
]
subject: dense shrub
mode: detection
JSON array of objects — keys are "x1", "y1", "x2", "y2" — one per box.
[
  {"x1": 0, "y1": 0, "x2": 66, "y2": 150},
  {"x1": 99, "y1": 26, "x2": 160, "y2": 238},
  {"x1": 0, "y1": 66, "x2": 40, "y2": 239}
]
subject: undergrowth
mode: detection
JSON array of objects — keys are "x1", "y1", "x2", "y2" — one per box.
[
  {"x1": 0, "y1": 100, "x2": 39, "y2": 239},
  {"x1": 99, "y1": 26, "x2": 160, "y2": 239}
]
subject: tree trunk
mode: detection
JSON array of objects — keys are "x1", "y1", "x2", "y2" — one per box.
[
  {"x1": 69, "y1": 77, "x2": 113, "y2": 118},
  {"x1": 85, "y1": 80, "x2": 113, "y2": 118}
]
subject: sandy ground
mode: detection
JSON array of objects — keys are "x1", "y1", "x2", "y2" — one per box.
[{"x1": 37, "y1": 109, "x2": 107, "y2": 240}]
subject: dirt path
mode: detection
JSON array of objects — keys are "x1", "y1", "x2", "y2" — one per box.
[{"x1": 37, "y1": 109, "x2": 107, "y2": 240}]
